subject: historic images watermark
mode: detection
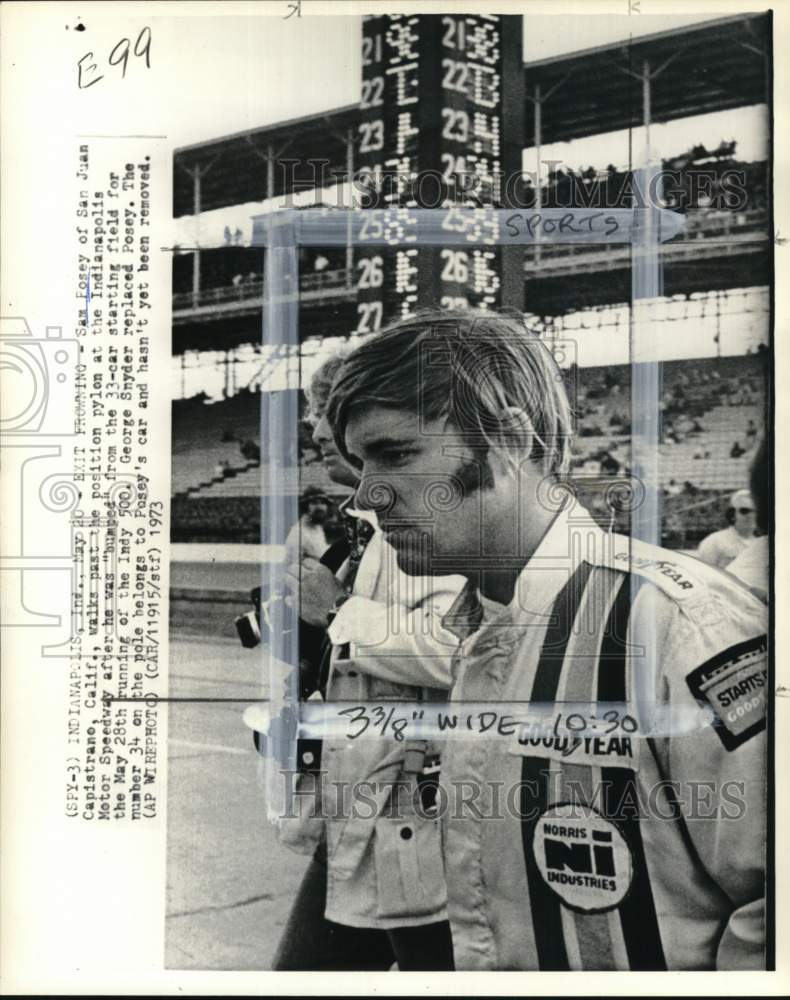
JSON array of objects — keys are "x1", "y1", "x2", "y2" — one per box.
[
  {"x1": 267, "y1": 159, "x2": 750, "y2": 212},
  {"x1": 280, "y1": 769, "x2": 749, "y2": 825}
]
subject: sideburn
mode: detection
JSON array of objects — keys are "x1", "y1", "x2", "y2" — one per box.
[{"x1": 454, "y1": 454, "x2": 495, "y2": 495}]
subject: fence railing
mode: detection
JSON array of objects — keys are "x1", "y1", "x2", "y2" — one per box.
[
  {"x1": 172, "y1": 207, "x2": 769, "y2": 309},
  {"x1": 172, "y1": 268, "x2": 351, "y2": 311}
]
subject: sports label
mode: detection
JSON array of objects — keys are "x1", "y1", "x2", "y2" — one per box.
[
  {"x1": 532, "y1": 803, "x2": 633, "y2": 913},
  {"x1": 686, "y1": 635, "x2": 768, "y2": 751}
]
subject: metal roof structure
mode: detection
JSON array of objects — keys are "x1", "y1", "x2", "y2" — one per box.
[
  {"x1": 173, "y1": 105, "x2": 358, "y2": 219},
  {"x1": 522, "y1": 13, "x2": 770, "y2": 146},
  {"x1": 173, "y1": 13, "x2": 770, "y2": 218}
]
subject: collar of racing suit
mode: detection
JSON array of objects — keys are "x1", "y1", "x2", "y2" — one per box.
[{"x1": 458, "y1": 497, "x2": 611, "y2": 662}]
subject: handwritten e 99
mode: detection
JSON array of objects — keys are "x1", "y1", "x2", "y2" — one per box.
[{"x1": 78, "y1": 27, "x2": 152, "y2": 89}]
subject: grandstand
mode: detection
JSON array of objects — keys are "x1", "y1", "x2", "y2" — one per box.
[{"x1": 171, "y1": 351, "x2": 766, "y2": 547}]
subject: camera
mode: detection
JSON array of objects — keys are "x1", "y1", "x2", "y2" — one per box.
[
  {"x1": 235, "y1": 584, "x2": 327, "y2": 699},
  {"x1": 235, "y1": 586, "x2": 263, "y2": 648},
  {"x1": 0, "y1": 318, "x2": 79, "y2": 436}
]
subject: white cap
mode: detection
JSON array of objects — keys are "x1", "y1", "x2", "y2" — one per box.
[{"x1": 730, "y1": 488, "x2": 754, "y2": 510}]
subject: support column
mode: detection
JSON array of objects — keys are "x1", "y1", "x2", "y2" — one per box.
[
  {"x1": 715, "y1": 290, "x2": 722, "y2": 358},
  {"x1": 534, "y1": 84, "x2": 542, "y2": 264},
  {"x1": 260, "y1": 214, "x2": 300, "y2": 816},
  {"x1": 345, "y1": 127, "x2": 354, "y2": 290},
  {"x1": 631, "y1": 59, "x2": 661, "y2": 547},
  {"x1": 191, "y1": 168, "x2": 201, "y2": 307},
  {"x1": 630, "y1": 58, "x2": 662, "y2": 732},
  {"x1": 266, "y1": 143, "x2": 275, "y2": 201}
]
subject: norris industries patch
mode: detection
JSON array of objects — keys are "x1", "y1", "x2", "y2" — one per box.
[
  {"x1": 532, "y1": 802, "x2": 634, "y2": 914},
  {"x1": 686, "y1": 635, "x2": 768, "y2": 751}
]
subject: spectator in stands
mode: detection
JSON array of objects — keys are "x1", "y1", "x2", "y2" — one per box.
[
  {"x1": 665, "y1": 478, "x2": 682, "y2": 496},
  {"x1": 662, "y1": 510, "x2": 685, "y2": 549},
  {"x1": 240, "y1": 438, "x2": 260, "y2": 463},
  {"x1": 730, "y1": 440, "x2": 746, "y2": 459},
  {"x1": 579, "y1": 422, "x2": 604, "y2": 437},
  {"x1": 696, "y1": 488, "x2": 757, "y2": 569},
  {"x1": 728, "y1": 437, "x2": 769, "y2": 600},
  {"x1": 284, "y1": 486, "x2": 333, "y2": 564},
  {"x1": 598, "y1": 450, "x2": 620, "y2": 476}
]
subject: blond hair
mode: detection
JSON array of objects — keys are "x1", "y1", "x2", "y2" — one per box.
[{"x1": 327, "y1": 310, "x2": 573, "y2": 475}]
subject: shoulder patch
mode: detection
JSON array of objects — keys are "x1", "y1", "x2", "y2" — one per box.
[
  {"x1": 684, "y1": 599, "x2": 726, "y2": 628},
  {"x1": 686, "y1": 635, "x2": 768, "y2": 751}
]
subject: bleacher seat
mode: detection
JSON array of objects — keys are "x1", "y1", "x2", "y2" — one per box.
[{"x1": 171, "y1": 353, "x2": 766, "y2": 546}]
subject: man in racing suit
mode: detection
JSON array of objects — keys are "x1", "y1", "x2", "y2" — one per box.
[
  {"x1": 326, "y1": 308, "x2": 768, "y2": 972},
  {"x1": 442, "y1": 500, "x2": 766, "y2": 970}
]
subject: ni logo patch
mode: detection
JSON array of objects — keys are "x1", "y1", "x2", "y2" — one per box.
[
  {"x1": 686, "y1": 635, "x2": 768, "y2": 751},
  {"x1": 533, "y1": 803, "x2": 633, "y2": 913}
]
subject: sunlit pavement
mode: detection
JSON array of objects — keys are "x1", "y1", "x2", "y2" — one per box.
[{"x1": 165, "y1": 633, "x2": 308, "y2": 970}]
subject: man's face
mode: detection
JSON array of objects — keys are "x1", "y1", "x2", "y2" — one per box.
[
  {"x1": 306, "y1": 498, "x2": 329, "y2": 524},
  {"x1": 311, "y1": 411, "x2": 359, "y2": 488},
  {"x1": 734, "y1": 503, "x2": 756, "y2": 536},
  {"x1": 344, "y1": 404, "x2": 508, "y2": 577}
]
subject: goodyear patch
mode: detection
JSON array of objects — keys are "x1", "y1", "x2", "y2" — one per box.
[
  {"x1": 510, "y1": 728, "x2": 640, "y2": 770},
  {"x1": 533, "y1": 803, "x2": 634, "y2": 913},
  {"x1": 612, "y1": 549, "x2": 699, "y2": 597},
  {"x1": 686, "y1": 635, "x2": 768, "y2": 751}
]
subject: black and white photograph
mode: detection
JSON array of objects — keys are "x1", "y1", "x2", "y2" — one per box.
[{"x1": 166, "y1": 6, "x2": 773, "y2": 975}]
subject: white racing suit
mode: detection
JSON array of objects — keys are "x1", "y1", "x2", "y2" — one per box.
[{"x1": 442, "y1": 502, "x2": 768, "y2": 970}]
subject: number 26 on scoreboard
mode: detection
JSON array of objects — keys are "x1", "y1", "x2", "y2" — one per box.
[{"x1": 357, "y1": 256, "x2": 384, "y2": 289}]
